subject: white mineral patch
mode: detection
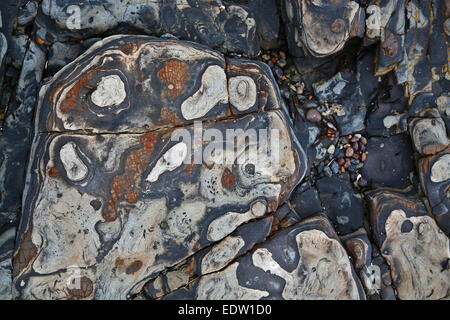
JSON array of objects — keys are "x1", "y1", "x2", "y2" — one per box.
[
  {"x1": 146, "y1": 142, "x2": 187, "y2": 183},
  {"x1": 383, "y1": 115, "x2": 400, "y2": 128},
  {"x1": 206, "y1": 201, "x2": 266, "y2": 242},
  {"x1": 229, "y1": 76, "x2": 257, "y2": 111},
  {"x1": 201, "y1": 236, "x2": 245, "y2": 274},
  {"x1": 59, "y1": 142, "x2": 89, "y2": 181},
  {"x1": 181, "y1": 65, "x2": 228, "y2": 120},
  {"x1": 91, "y1": 75, "x2": 126, "y2": 107},
  {"x1": 430, "y1": 154, "x2": 450, "y2": 183}
]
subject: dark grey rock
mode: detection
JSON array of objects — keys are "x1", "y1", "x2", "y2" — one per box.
[
  {"x1": 316, "y1": 174, "x2": 364, "y2": 235},
  {"x1": 360, "y1": 135, "x2": 415, "y2": 189}
]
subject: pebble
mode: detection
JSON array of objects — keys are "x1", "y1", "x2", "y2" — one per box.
[
  {"x1": 277, "y1": 59, "x2": 287, "y2": 68},
  {"x1": 361, "y1": 153, "x2": 367, "y2": 162},
  {"x1": 262, "y1": 54, "x2": 270, "y2": 61},
  {"x1": 338, "y1": 158, "x2": 345, "y2": 166},
  {"x1": 273, "y1": 66, "x2": 283, "y2": 80},
  {"x1": 306, "y1": 109, "x2": 322, "y2": 123},
  {"x1": 304, "y1": 100, "x2": 318, "y2": 109},
  {"x1": 358, "y1": 177, "x2": 368, "y2": 187},
  {"x1": 345, "y1": 147, "x2": 354, "y2": 157},
  {"x1": 327, "y1": 145, "x2": 335, "y2": 154},
  {"x1": 324, "y1": 166, "x2": 332, "y2": 177},
  {"x1": 360, "y1": 136, "x2": 367, "y2": 145},
  {"x1": 330, "y1": 161, "x2": 339, "y2": 174}
]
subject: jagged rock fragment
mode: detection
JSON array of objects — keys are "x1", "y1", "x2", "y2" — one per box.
[{"x1": 367, "y1": 189, "x2": 450, "y2": 300}]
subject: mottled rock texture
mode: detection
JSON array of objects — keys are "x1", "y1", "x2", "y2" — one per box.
[
  {"x1": 281, "y1": 0, "x2": 365, "y2": 57},
  {"x1": 367, "y1": 189, "x2": 450, "y2": 300},
  {"x1": 162, "y1": 214, "x2": 366, "y2": 300},
  {"x1": 13, "y1": 35, "x2": 307, "y2": 300},
  {"x1": 34, "y1": 0, "x2": 280, "y2": 57}
]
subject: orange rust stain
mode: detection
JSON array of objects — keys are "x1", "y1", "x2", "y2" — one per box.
[
  {"x1": 126, "y1": 260, "x2": 143, "y2": 274},
  {"x1": 141, "y1": 132, "x2": 157, "y2": 154},
  {"x1": 160, "y1": 107, "x2": 181, "y2": 126},
  {"x1": 184, "y1": 162, "x2": 195, "y2": 174},
  {"x1": 221, "y1": 168, "x2": 236, "y2": 189},
  {"x1": 120, "y1": 41, "x2": 140, "y2": 55},
  {"x1": 125, "y1": 190, "x2": 139, "y2": 204},
  {"x1": 36, "y1": 37, "x2": 45, "y2": 45},
  {"x1": 67, "y1": 277, "x2": 93, "y2": 300},
  {"x1": 157, "y1": 60, "x2": 190, "y2": 99},
  {"x1": 48, "y1": 167, "x2": 59, "y2": 178},
  {"x1": 12, "y1": 228, "x2": 38, "y2": 277},
  {"x1": 103, "y1": 133, "x2": 157, "y2": 222},
  {"x1": 59, "y1": 69, "x2": 97, "y2": 113}
]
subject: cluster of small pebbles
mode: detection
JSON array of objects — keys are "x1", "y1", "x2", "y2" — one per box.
[
  {"x1": 334, "y1": 134, "x2": 368, "y2": 187},
  {"x1": 259, "y1": 49, "x2": 308, "y2": 99}
]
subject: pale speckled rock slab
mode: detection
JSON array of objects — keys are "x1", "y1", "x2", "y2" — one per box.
[
  {"x1": 14, "y1": 111, "x2": 304, "y2": 300},
  {"x1": 162, "y1": 214, "x2": 366, "y2": 300},
  {"x1": 13, "y1": 36, "x2": 307, "y2": 300},
  {"x1": 281, "y1": 0, "x2": 365, "y2": 58},
  {"x1": 367, "y1": 189, "x2": 450, "y2": 300}
]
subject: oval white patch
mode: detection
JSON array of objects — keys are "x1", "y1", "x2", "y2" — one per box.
[
  {"x1": 59, "y1": 142, "x2": 89, "y2": 181},
  {"x1": 91, "y1": 75, "x2": 126, "y2": 107},
  {"x1": 229, "y1": 76, "x2": 257, "y2": 111},
  {"x1": 181, "y1": 65, "x2": 228, "y2": 120},
  {"x1": 146, "y1": 142, "x2": 187, "y2": 183},
  {"x1": 431, "y1": 154, "x2": 450, "y2": 183}
]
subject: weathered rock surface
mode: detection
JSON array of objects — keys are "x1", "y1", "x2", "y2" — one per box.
[
  {"x1": 367, "y1": 189, "x2": 450, "y2": 300},
  {"x1": 281, "y1": 0, "x2": 365, "y2": 58},
  {"x1": 12, "y1": 35, "x2": 307, "y2": 300},
  {"x1": 34, "y1": 0, "x2": 280, "y2": 57},
  {"x1": 143, "y1": 216, "x2": 274, "y2": 299},
  {"x1": 162, "y1": 214, "x2": 366, "y2": 300}
]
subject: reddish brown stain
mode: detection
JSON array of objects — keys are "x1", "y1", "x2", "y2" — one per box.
[
  {"x1": 48, "y1": 167, "x2": 59, "y2": 178},
  {"x1": 221, "y1": 168, "x2": 236, "y2": 188},
  {"x1": 13, "y1": 228, "x2": 38, "y2": 277},
  {"x1": 103, "y1": 133, "x2": 157, "y2": 221},
  {"x1": 157, "y1": 60, "x2": 190, "y2": 98},
  {"x1": 59, "y1": 69, "x2": 98, "y2": 113},
  {"x1": 126, "y1": 260, "x2": 143, "y2": 274},
  {"x1": 125, "y1": 190, "x2": 139, "y2": 204},
  {"x1": 67, "y1": 276, "x2": 93, "y2": 300},
  {"x1": 184, "y1": 162, "x2": 195, "y2": 174},
  {"x1": 160, "y1": 107, "x2": 181, "y2": 126},
  {"x1": 120, "y1": 41, "x2": 140, "y2": 55}
]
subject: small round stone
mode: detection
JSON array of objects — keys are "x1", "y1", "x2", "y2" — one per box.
[
  {"x1": 361, "y1": 153, "x2": 367, "y2": 162},
  {"x1": 338, "y1": 158, "x2": 345, "y2": 166},
  {"x1": 306, "y1": 109, "x2": 322, "y2": 123},
  {"x1": 330, "y1": 161, "x2": 339, "y2": 174},
  {"x1": 345, "y1": 147, "x2": 354, "y2": 157},
  {"x1": 358, "y1": 177, "x2": 368, "y2": 187},
  {"x1": 360, "y1": 137, "x2": 367, "y2": 145}
]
